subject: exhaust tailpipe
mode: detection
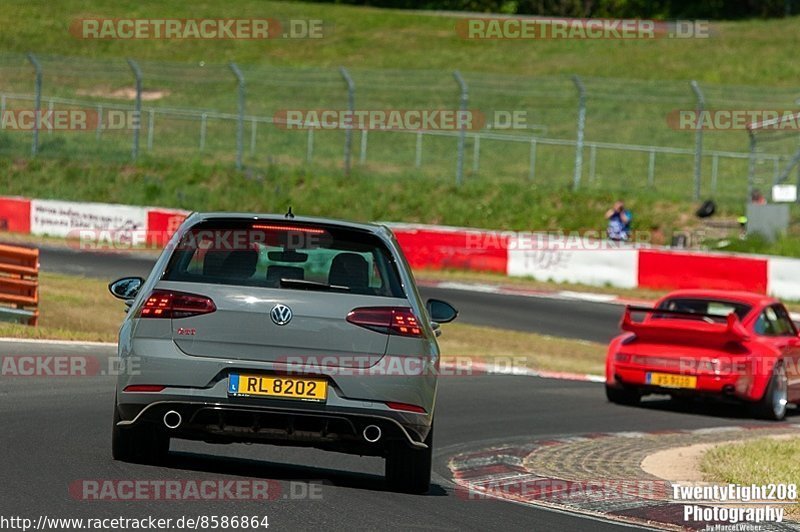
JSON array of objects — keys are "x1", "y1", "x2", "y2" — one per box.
[
  {"x1": 363, "y1": 424, "x2": 382, "y2": 443},
  {"x1": 163, "y1": 410, "x2": 182, "y2": 429}
]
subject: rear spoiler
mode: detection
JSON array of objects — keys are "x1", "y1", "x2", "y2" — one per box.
[{"x1": 621, "y1": 306, "x2": 750, "y2": 345}]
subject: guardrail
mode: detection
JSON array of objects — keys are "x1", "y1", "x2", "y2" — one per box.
[{"x1": 0, "y1": 244, "x2": 39, "y2": 325}]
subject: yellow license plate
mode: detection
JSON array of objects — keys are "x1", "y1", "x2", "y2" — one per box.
[
  {"x1": 647, "y1": 372, "x2": 697, "y2": 389},
  {"x1": 228, "y1": 374, "x2": 327, "y2": 401}
]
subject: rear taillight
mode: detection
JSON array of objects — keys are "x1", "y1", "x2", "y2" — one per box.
[
  {"x1": 614, "y1": 352, "x2": 631, "y2": 363},
  {"x1": 123, "y1": 385, "x2": 166, "y2": 393},
  {"x1": 386, "y1": 401, "x2": 426, "y2": 413},
  {"x1": 138, "y1": 290, "x2": 216, "y2": 319},
  {"x1": 347, "y1": 307, "x2": 424, "y2": 337}
]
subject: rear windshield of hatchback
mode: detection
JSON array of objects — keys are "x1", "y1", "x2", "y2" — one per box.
[{"x1": 162, "y1": 220, "x2": 405, "y2": 298}]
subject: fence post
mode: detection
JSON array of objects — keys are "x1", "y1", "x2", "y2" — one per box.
[
  {"x1": 747, "y1": 129, "x2": 757, "y2": 200},
  {"x1": 690, "y1": 80, "x2": 705, "y2": 200},
  {"x1": 47, "y1": 98, "x2": 53, "y2": 136},
  {"x1": 199, "y1": 112, "x2": 207, "y2": 151},
  {"x1": 528, "y1": 138, "x2": 537, "y2": 181},
  {"x1": 648, "y1": 149, "x2": 656, "y2": 185},
  {"x1": 147, "y1": 109, "x2": 154, "y2": 151},
  {"x1": 126, "y1": 58, "x2": 143, "y2": 161},
  {"x1": 415, "y1": 131, "x2": 423, "y2": 168},
  {"x1": 359, "y1": 130, "x2": 367, "y2": 164},
  {"x1": 453, "y1": 70, "x2": 468, "y2": 186},
  {"x1": 711, "y1": 153, "x2": 719, "y2": 194},
  {"x1": 339, "y1": 67, "x2": 355, "y2": 176},
  {"x1": 229, "y1": 63, "x2": 245, "y2": 170},
  {"x1": 250, "y1": 118, "x2": 257, "y2": 156},
  {"x1": 572, "y1": 75, "x2": 586, "y2": 191},
  {"x1": 472, "y1": 133, "x2": 480, "y2": 174},
  {"x1": 95, "y1": 104, "x2": 103, "y2": 141},
  {"x1": 26, "y1": 53, "x2": 42, "y2": 157}
]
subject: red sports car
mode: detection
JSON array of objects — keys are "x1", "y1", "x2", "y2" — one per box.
[{"x1": 605, "y1": 290, "x2": 799, "y2": 420}]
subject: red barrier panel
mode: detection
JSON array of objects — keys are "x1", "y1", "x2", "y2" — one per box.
[
  {"x1": 0, "y1": 197, "x2": 31, "y2": 233},
  {"x1": 638, "y1": 250, "x2": 768, "y2": 293},
  {"x1": 392, "y1": 228, "x2": 509, "y2": 273},
  {"x1": 146, "y1": 209, "x2": 188, "y2": 247}
]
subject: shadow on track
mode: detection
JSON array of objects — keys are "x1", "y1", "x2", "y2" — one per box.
[
  {"x1": 158, "y1": 450, "x2": 448, "y2": 496},
  {"x1": 613, "y1": 395, "x2": 799, "y2": 422}
]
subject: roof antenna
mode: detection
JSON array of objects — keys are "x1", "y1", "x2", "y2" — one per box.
[{"x1": 285, "y1": 206, "x2": 295, "y2": 219}]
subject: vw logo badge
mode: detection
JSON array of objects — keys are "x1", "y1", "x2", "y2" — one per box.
[{"x1": 270, "y1": 304, "x2": 293, "y2": 326}]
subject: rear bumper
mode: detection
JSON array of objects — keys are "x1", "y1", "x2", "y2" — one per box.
[
  {"x1": 116, "y1": 336, "x2": 437, "y2": 454},
  {"x1": 611, "y1": 366, "x2": 757, "y2": 401},
  {"x1": 116, "y1": 382, "x2": 431, "y2": 455},
  {"x1": 119, "y1": 337, "x2": 437, "y2": 412}
]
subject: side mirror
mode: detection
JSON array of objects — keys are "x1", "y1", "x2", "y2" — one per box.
[
  {"x1": 108, "y1": 277, "x2": 144, "y2": 301},
  {"x1": 426, "y1": 299, "x2": 458, "y2": 324}
]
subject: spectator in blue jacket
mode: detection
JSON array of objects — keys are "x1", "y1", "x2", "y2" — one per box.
[{"x1": 605, "y1": 200, "x2": 632, "y2": 241}]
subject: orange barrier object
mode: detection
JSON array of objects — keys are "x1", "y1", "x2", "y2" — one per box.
[{"x1": 0, "y1": 244, "x2": 39, "y2": 325}]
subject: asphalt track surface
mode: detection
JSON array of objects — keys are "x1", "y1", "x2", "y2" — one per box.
[
  {"x1": 3, "y1": 245, "x2": 790, "y2": 531},
  {"x1": 4, "y1": 339, "x2": 794, "y2": 532}
]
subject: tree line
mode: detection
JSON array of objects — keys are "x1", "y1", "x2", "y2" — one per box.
[{"x1": 314, "y1": 0, "x2": 795, "y2": 19}]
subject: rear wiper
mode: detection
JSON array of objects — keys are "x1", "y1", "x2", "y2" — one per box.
[{"x1": 278, "y1": 279, "x2": 350, "y2": 292}]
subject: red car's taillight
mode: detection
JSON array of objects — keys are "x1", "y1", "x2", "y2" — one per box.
[
  {"x1": 614, "y1": 352, "x2": 631, "y2": 363},
  {"x1": 138, "y1": 290, "x2": 216, "y2": 319},
  {"x1": 346, "y1": 307, "x2": 424, "y2": 337}
]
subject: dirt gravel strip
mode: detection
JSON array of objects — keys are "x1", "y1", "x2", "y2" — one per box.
[{"x1": 449, "y1": 424, "x2": 800, "y2": 531}]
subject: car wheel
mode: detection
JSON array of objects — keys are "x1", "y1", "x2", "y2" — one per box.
[
  {"x1": 112, "y1": 402, "x2": 170, "y2": 464},
  {"x1": 750, "y1": 362, "x2": 788, "y2": 421},
  {"x1": 385, "y1": 424, "x2": 433, "y2": 494},
  {"x1": 605, "y1": 384, "x2": 640, "y2": 406}
]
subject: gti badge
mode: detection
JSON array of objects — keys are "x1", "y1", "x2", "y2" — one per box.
[{"x1": 270, "y1": 304, "x2": 293, "y2": 326}]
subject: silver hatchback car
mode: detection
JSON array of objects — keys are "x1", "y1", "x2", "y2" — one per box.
[{"x1": 108, "y1": 212, "x2": 457, "y2": 493}]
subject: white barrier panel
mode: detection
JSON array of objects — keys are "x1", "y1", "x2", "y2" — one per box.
[
  {"x1": 767, "y1": 256, "x2": 800, "y2": 300},
  {"x1": 508, "y1": 242, "x2": 639, "y2": 289},
  {"x1": 30, "y1": 199, "x2": 148, "y2": 238}
]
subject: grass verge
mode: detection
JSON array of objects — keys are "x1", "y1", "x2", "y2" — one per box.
[
  {"x1": 2, "y1": 2, "x2": 800, "y2": 253},
  {"x1": 0, "y1": 272, "x2": 121, "y2": 343},
  {"x1": 0, "y1": 272, "x2": 607, "y2": 376},
  {"x1": 437, "y1": 322, "x2": 605, "y2": 375},
  {"x1": 0, "y1": 157, "x2": 702, "y2": 236},
  {"x1": 2, "y1": 1, "x2": 800, "y2": 84},
  {"x1": 701, "y1": 437, "x2": 800, "y2": 520}
]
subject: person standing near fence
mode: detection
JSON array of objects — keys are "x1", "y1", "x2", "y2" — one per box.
[{"x1": 605, "y1": 200, "x2": 632, "y2": 241}]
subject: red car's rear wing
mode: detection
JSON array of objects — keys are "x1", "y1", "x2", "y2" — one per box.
[{"x1": 621, "y1": 306, "x2": 750, "y2": 346}]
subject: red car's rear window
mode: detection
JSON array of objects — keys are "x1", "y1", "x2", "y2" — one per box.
[{"x1": 655, "y1": 298, "x2": 751, "y2": 322}]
